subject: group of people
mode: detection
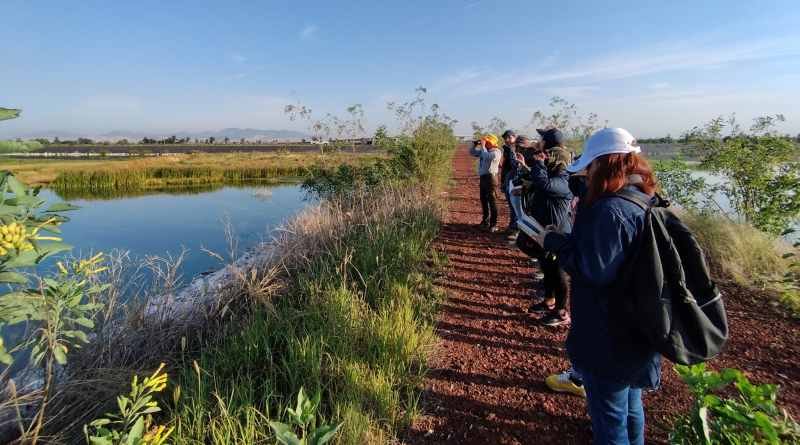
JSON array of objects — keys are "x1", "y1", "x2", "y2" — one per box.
[{"x1": 470, "y1": 127, "x2": 661, "y2": 445}]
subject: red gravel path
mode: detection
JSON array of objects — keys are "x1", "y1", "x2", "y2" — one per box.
[{"x1": 405, "y1": 145, "x2": 799, "y2": 444}]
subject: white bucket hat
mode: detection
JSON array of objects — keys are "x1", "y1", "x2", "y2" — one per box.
[{"x1": 567, "y1": 127, "x2": 641, "y2": 173}]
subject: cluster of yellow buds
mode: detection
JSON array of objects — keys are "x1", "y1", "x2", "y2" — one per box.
[{"x1": 0, "y1": 222, "x2": 33, "y2": 257}]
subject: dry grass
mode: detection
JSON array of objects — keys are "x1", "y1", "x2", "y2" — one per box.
[{"x1": 681, "y1": 211, "x2": 790, "y2": 286}]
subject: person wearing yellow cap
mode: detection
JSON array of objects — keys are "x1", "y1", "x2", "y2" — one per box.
[{"x1": 470, "y1": 134, "x2": 502, "y2": 232}]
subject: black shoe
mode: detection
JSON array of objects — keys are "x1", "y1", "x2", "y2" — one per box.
[
  {"x1": 541, "y1": 311, "x2": 571, "y2": 326},
  {"x1": 477, "y1": 221, "x2": 489, "y2": 230},
  {"x1": 527, "y1": 300, "x2": 555, "y2": 313}
]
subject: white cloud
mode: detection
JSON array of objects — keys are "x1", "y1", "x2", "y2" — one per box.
[
  {"x1": 438, "y1": 35, "x2": 800, "y2": 96},
  {"x1": 300, "y1": 24, "x2": 318, "y2": 40},
  {"x1": 231, "y1": 53, "x2": 247, "y2": 63}
]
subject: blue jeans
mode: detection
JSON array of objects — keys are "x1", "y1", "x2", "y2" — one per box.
[
  {"x1": 580, "y1": 370, "x2": 645, "y2": 445},
  {"x1": 502, "y1": 175, "x2": 517, "y2": 229}
]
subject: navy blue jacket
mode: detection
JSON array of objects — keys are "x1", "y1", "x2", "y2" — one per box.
[
  {"x1": 525, "y1": 160, "x2": 573, "y2": 232},
  {"x1": 544, "y1": 185, "x2": 661, "y2": 388}
]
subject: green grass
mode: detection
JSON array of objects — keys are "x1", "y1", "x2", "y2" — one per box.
[
  {"x1": 168, "y1": 189, "x2": 446, "y2": 444},
  {"x1": 1, "y1": 151, "x2": 385, "y2": 187}
]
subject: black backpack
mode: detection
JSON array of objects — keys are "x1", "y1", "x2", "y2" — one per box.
[{"x1": 611, "y1": 189, "x2": 729, "y2": 365}]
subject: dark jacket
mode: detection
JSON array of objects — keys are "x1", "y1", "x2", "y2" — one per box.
[
  {"x1": 544, "y1": 185, "x2": 661, "y2": 388},
  {"x1": 525, "y1": 160, "x2": 573, "y2": 232},
  {"x1": 500, "y1": 144, "x2": 516, "y2": 182}
]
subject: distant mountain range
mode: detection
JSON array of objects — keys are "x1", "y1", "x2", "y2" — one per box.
[{"x1": 3, "y1": 128, "x2": 308, "y2": 142}]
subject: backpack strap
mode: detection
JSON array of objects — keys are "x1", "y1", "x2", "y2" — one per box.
[{"x1": 610, "y1": 189, "x2": 671, "y2": 210}]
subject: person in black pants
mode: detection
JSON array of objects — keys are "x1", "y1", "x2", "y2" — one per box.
[{"x1": 515, "y1": 141, "x2": 574, "y2": 326}]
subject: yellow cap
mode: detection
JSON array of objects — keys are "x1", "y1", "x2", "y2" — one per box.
[{"x1": 482, "y1": 134, "x2": 499, "y2": 148}]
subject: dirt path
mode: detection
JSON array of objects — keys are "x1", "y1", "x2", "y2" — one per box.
[{"x1": 405, "y1": 145, "x2": 799, "y2": 444}]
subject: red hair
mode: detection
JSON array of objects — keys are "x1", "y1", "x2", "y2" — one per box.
[{"x1": 584, "y1": 153, "x2": 657, "y2": 206}]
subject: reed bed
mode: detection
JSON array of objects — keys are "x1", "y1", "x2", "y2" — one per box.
[
  {"x1": 51, "y1": 165, "x2": 307, "y2": 192},
  {"x1": 2, "y1": 151, "x2": 386, "y2": 187}
]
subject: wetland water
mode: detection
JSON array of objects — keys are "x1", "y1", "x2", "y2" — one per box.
[{"x1": 41, "y1": 183, "x2": 309, "y2": 280}]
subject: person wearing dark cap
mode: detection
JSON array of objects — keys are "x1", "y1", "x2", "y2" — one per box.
[
  {"x1": 515, "y1": 145, "x2": 574, "y2": 326},
  {"x1": 500, "y1": 130, "x2": 519, "y2": 236},
  {"x1": 537, "y1": 127, "x2": 567, "y2": 152}
]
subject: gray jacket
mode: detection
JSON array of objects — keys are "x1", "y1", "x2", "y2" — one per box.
[{"x1": 469, "y1": 145, "x2": 501, "y2": 176}]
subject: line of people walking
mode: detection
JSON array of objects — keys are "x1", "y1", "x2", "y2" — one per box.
[{"x1": 470, "y1": 127, "x2": 662, "y2": 445}]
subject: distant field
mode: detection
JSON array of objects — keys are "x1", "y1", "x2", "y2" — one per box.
[
  {"x1": 0, "y1": 150, "x2": 386, "y2": 186},
  {"x1": 23, "y1": 142, "x2": 374, "y2": 154}
]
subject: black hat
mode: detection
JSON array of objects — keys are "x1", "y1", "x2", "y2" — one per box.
[
  {"x1": 502, "y1": 129, "x2": 517, "y2": 139},
  {"x1": 537, "y1": 128, "x2": 564, "y2": 149}
]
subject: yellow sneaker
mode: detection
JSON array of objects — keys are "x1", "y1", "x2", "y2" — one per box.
[{"x1": 545, "y1": 370, "x2": 586, "y2": 397}]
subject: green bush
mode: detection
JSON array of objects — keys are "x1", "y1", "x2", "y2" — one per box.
[
  {"x1": 684, "y1": 115, "x2": 800, "y2": 235},
  {"x1": 0, "y1": 139, "x2": 43, "y2": 153},
  {"x1": 671, "y1": 363, "x2": 800, "y2": 444}
]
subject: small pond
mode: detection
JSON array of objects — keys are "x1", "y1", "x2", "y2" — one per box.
[{"x1": 39, "y1": 183, "x2": 309, "y2": 280}]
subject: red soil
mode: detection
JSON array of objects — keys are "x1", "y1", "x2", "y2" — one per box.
[{"x1": 405, "y1": 145, "x2": 799, "y2": 444}]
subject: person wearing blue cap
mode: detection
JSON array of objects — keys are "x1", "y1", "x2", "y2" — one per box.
[{"x1": 531, "y1": 128, "x2": 660, "y2": 445}]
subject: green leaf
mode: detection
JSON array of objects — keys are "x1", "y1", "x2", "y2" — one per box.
[
  {"x1": 782, "y1": 253, "x2": 796, "y2": 259},
  {"x1": 63, "y1": 330, "x2": 89, "y2": 344},
  {"x1": 2, "y1": 249, "x2": 41, "y2": 268},
  {"x1": 698, "y1": 406, "x2": 712, "y2": 444},
  {"x1": 309, "y1": 423, "x2": 342, "y2": 445},
  {"x1": 4, "y1": 175, "x2": 27, "y2": 199},
  {"x1": 53, "y1": 344, "x2": 68, "y2": 365},
  {"x1": 88, "y1": 436, "x2": 113, "y2": 445},
  {"x1": 74, "y1": 317, "x2": 95, "y2": 328},
  {"x1": 0, "y1": 338, "x2": 13, "y2": 365},
  {"x1": 269, "y1": 421, "x2": 302, "y2": 445},
  {"x1": 752, "y1": 411, "x2": 780, "y2": 444},
  {"x1": 126, "y1": 416, "x2": 145, "y2": 444},
  {"x1": 0, "y1": 271, "x2": 28, "y2": 284},
  {"x1": 0, "y1": 108, "x2": 21, "y2": 122},
  {"x1": 33, "y1": 241, "x2": 73, "y2": 259},
  {"x1": 44, "y1": 202, "x2": 80, "y2": 213}
]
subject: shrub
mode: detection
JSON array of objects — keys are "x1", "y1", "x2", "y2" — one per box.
[
  {"x1": 0, "y1": 139, "x2": 43, "y2": 153},
  {"x1": 684, "y1": 115, "x2": 800, "y2": 235},
  {"x1": 671, "y1": 363, "x2": 800, "y2": 444}
]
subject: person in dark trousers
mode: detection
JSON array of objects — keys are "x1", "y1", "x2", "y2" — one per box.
[
  {"x1": 515, "y1": 146, "x2": 574, "y2": 326},
  {"x1": 469, "y1": 134, "x2": 502, "y2": 232},
  {"x1": 535, "y1": 128, "x2": 661, "y2": 445},
  {"x1": 500, "y1": 130, "x2": 518, "y2": 235}
]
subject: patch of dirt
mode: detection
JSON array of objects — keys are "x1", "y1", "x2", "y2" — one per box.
[{"x1": 404, "y1": 146, "x2": 799, "y2": 444}]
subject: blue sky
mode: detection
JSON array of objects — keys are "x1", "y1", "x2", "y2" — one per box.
[{"x1": 2, "y1": 0, "x2": 800, "y2": 138}]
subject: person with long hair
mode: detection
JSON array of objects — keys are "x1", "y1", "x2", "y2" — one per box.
[{"x1": 534, "y1": 128, "x2": 660, "y2": 445}]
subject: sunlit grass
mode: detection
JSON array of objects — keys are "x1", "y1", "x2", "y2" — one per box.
[{"x1": 0, "y1": 151, "x2": 386, "y2": 186}]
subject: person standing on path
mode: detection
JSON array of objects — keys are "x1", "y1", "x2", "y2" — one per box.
[
  {"x1": 515, "y1": 146, "x2": 574, "y2": 325},
  {"x1": 536, "y1": 128, "x2": 661, "y2": 445},
  {"x1": 470, "y1": 134, "x2": 502, "y2": 232},
  {"x1": 500, "y1": 130, "x2": 519, "y2": 236}
]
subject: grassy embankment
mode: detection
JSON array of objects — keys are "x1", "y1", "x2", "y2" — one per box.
[
  {"x1": 166, "y1": 125, "x2": 457, "y2": 443},
  {"x1": 0, "y1": 151, "x2": 386, "y2": 192},
  {"x1": 36, "y1": 122, "x2": 457, "y2": 443}
]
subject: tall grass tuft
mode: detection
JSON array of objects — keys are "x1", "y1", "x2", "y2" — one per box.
[{"x1": 682, "y1": 211, "x2": 790, "y2": 286}]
